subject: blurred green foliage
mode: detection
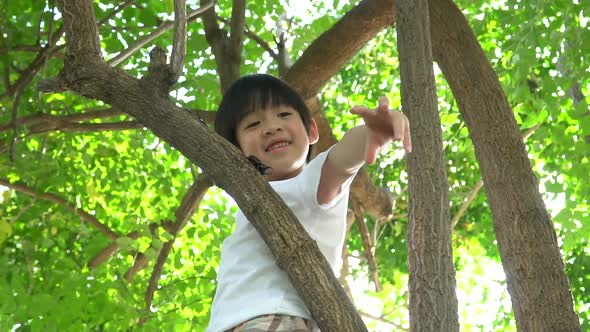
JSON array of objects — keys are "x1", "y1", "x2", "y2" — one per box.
[{"x1": 0, "y1": 0, "x2": 588, "y2": 330}]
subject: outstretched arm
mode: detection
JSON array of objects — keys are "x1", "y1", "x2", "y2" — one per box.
[{"x1": 317, "y1": 97, "x2": 411, "y2": 205}]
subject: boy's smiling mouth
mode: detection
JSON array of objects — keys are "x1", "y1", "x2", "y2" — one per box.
[{"x1": 265, "y1": 140, "x2": 291, "y2": 152}]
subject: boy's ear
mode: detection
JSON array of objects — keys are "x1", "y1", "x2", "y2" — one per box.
[{"x1": 308, "y1": 119, "x2": 319, "y2": 144}]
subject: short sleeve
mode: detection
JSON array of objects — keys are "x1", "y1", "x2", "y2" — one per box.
[{"x1": 301, "y1": 146, "x2": 354, "y2": 210}]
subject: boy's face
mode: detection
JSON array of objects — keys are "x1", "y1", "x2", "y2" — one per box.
[{"x1": 236, "y1": 105, "x2": 318, "y2": 181}]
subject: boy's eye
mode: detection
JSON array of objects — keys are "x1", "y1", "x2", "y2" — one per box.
[
  {"x1": 278, "y1": 112, "x2": 292, "y2": 118},
  {"x1": 244, "y1": 121, "x2": 260, "y2": 129}
]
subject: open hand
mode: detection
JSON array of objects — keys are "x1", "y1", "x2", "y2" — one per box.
[{"x1": 350, "y1": 96, "x2": 411, "y2": 164}]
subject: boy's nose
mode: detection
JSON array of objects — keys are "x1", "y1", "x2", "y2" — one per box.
[{"x1": 263, "y1": 123, "x2": 282, "y2": 135}]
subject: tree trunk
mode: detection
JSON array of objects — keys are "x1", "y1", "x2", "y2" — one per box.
[
  {"x1": 395, "y1": 0, "x2": 459, "y2": 330},
  {"x1": 427, "y1": 0, "x2": 581, "y2": 330}
]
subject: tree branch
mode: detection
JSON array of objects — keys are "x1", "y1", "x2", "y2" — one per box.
[
  {"x1": 142, "y1": 175, "x2": 211, "y2": 319},
  {"x1": 450, "y1": 123, "x2": 542, "y2": 228},
  {"x1": 9, "y1": 90, "x2": 23, "y2": 161},
  {"x1": 276, "y1": 14, "x2": 292, "y2": 77},
  {"x1": 87, "y1": 231, "x2": 140, "y2": 269},
  {"x1": 47, "y1": 1, "x2": 367, "y2": 329},
  {"x1": 0, "y1": 107, "x2": 214, "y2": 133},
  {"x1": 0, "y1": 108, "x2": 214, "y2": 154},
  {"x1": 86, "y1": 172, "x2": 213, "y2": 275},
  {"x1": 201, "y1": 0, "x2": 244, "y2": 91},
  {"x1": 339, "y1": 210, "x2": 356, "y2": 304},
  {"x1": 0, "y1": 178, "x2": 119, "y2": 240},
  {"x1": 359, "y1": 310, "x2": 408, "y2": 331},
  {"x1": 3, "y1": 0, "x2": 132, "y2": 99},
  {"x1": 58, "y1": 0, "x2": 102, "y2": 59},
  {"x1": 353, "y1": 203, "x2": 382, "y2": 292},
  {"x1": 450, "y1": 180, "x2": 484, "y2": 228},
  {"x1": 228, "y1": 0, "x2": 246, "y2": 58},
  {"x1": 217, "y1": 15, "x2": 279, "y2": 63},
  {"x1": 108, "y1": 4, "x2": 213, "y2": 67},
  {"x1": 7, "y1": 30, "x2": 64, "y2": 98},
  {"x1": 170, "y1": 0, "x2": 187, "y2": 82},
  {"x1": 97, "y1": 0, "x2": 137, "y2": 26},
  {"x1": 284, "y1": 0, "x2": 395, "y2": 99}
]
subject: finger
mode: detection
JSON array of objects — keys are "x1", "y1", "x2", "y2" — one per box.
[
  {"x1": 365, "y1": 141, "x2": 379, "y2": 165},
  {"x1": 392, "y1": 112, "x2": 405, "y2": 141},
  {"x1": 377, "y1": 96, "x2": 390, "y2": 112},
  {"x1": 350, "y1": 105, "x2": 370, "y2": 116},
  {"x1": 403, "y1": 115, "x2": 412, "y2": 153}
]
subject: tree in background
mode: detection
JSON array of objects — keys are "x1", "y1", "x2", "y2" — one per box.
[{"x1": 1, "y1": 0, "x2": 587, "y2": 331}]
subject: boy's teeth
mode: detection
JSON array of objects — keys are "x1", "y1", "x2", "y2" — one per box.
[{"x1": 268, "y1": 142, "x2": 289, "y2": 151}]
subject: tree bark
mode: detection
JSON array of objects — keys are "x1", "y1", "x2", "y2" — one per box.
[
  {"x1": 395, "y1": 0, "x2": 459, "y2": 330},
  {"x1": 46, "y1": 1, "x2": 367, "y2": 330},
  {"x1": 284, "y1": 0, "x2": 395, "y2": 100},
  {"x1": 428, "y1": 0, "x2": 581, "y2": 330}
]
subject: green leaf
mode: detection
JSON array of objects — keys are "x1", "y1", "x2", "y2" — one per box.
[
  {"x1": 0, "y1": 220, "x2": 11, "y2": 246},
  {"x1": 115, "y1": 236, "x2": 135, "y2": 249}
]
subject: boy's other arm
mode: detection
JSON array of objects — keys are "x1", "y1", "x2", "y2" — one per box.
[{"x1": 317, "y1": 97, "x2": 411, "y2": 205}]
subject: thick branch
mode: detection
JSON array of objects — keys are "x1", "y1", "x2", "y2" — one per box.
[
  {"x1": 284, "y1": 0, "x2": 395, "y2": 99},
  {"x1": 228, "y1": 0, "x2": 246, "y2": 57},
  {"x1": 201, "y1": 0, "x2": 244, "y2": 91},
  {"x1": 170, "y1": 0, "x2": 187, "y2": 81},
  {"x1": 58, "y1": 0, "x2": 101, "y2": 59},
  {"x1": 396, "y1": 0, "x2": 459, "y2": 329},
  {"x1": 429, "y1": 0, "x2": 580, "y2": 329},
  {"x1": 0, "y1": 179, "x2": 119, "y2": 240}
]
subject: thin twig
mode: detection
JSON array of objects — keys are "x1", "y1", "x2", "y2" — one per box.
[
  {"x1": 108, "y1": 4, "x2": 213, "y2": 67},
  {"x1": 0, "y1": 109, "x2": 213, "y2": 154},
  {"x1": 9, "y1": 90, "x2": 23, "y2": 161},
  {"x1": 87, "y1": 231, "x2": 140, "y2": 269},
  {"x1": 358, "y1": 310, "x2": 408, "y2": 331},
  {"x1": 450, "y1": 122, "x2": 542, "y2": 228},
  {"x1": 142, "y1": 175, "x2": 212, "y2": 323},
  {"x1": 451, "y1": 180, "x2": 484, "y2": 228},
  {"x1": 9, "y1": 25, "x2": 64, "y2": 97},
  {"x1": 23, "y1": 241, "x2": 35, "y2": 294},
  {"x1": 0, "y1": 178, "x2": 119, "y2": 240},
  {"x1": 47, "y1": 0, "x2": 56, "y2": 45},
  {"x1": 0, "y1": 45, "x2": 45, "y2": 53},
  {"x1": 338, "y1": 209, "x2": 356, "y2": 304},
  {"x1": 97, "y1": 0, "x2": 136, "y2": 26},
  {"x1": 353, "y1": 203, "x2": 382, "y2": 292},
  {"x1": 170, "y1": 0, "x2": 187, "y2": 81},
  {"x1": 9, "y1": 197, "x2": 38, "y2": 226},
  {"x1": 217, "y1": 15, "x2": 279, "y2": 63},
  {"x1": 276, "y1": 13, "x2": 292, "y2": 77}
]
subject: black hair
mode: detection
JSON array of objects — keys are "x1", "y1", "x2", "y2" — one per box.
[{"x1": 214, "y1": 74, "x2": 313, "y2": 150}]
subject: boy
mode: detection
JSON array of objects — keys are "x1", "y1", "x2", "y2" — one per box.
[{"x1": 208, "y1": 74, "x2": 411, "y2": 332}]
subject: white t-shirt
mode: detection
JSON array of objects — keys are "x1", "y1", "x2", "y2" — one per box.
[{"x1": 206, "y1": 148, "x2": 352, "y2": 332}]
